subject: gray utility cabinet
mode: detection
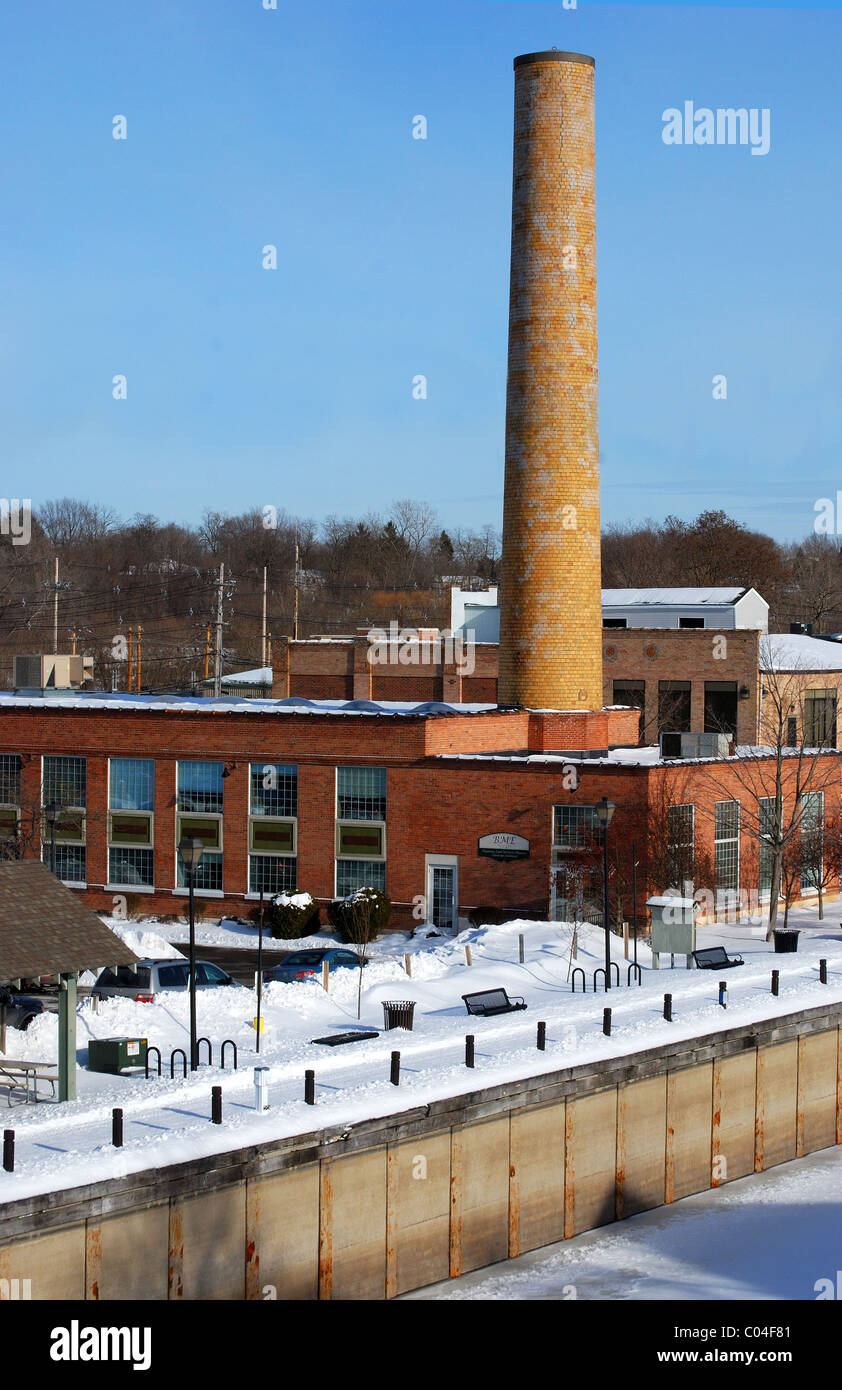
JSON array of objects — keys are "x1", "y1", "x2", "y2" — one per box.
[{"x1": 646, "y1": 896, "x2": 698, "y2": 969}]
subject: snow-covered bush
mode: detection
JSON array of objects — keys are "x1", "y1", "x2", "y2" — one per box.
[
  {"x1": 327, "y1": 886, "x2": 391, "y2": 944},
  {"x1": 267, "y1": 891, "x2": 321, "y2": 939}
]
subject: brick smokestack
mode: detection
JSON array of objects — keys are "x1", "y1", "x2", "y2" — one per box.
[{"x1": 498, "y1": 51, "x2": 602, "y2": 711}]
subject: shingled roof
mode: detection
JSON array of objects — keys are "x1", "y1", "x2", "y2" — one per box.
[{"x1": 0, "y1": 860, "x2": 139, "y2": 980}]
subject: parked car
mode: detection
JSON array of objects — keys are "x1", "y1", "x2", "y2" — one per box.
[
  {"x1": 0, "y1": 990, "x2": 48, "y2": 1030},
  {"x1": 92, "y1": 958, "x2": 240, "y2": 1002},
  {"x1": 263, "y1": 948, "x2": 367, "y2": 983}
]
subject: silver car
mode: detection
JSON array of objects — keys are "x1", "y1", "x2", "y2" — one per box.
[{"x1": 92, "y1": 957, "x2": 239, "y2": 1002}]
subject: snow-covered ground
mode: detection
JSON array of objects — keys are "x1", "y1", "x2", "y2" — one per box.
[
  {"x1": 403, "y1": 1144, "x2": 842, "y2": 1301},
  {"x1": 1, "y1": 904, "x2": 840, "y2": 1204}
]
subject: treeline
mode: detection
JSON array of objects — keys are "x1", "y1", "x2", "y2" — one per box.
[{"x1": 0, "y1": 502, "x2": 839, "y2": 693}]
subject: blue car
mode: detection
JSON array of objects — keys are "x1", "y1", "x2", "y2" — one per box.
[{"x1": 263, "y1": 948, "x2": 367, "y2": 983}]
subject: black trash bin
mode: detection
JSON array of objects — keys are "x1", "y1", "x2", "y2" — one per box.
[
  {"x1": 773, "y1": 929, "x2": 800, "y2": 954},
  {"x1": 382, "y1": 1000, "x2": 416, "y2": 1031}
]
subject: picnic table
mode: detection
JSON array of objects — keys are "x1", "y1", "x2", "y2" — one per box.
[{"x1": 0, "y1": 1058, "x2": 58, "y2": 1105}]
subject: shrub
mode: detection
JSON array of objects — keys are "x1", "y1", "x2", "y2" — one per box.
[
  {"x1": 266, "y1": 891, "x2": 321, "y2": 940},
  {"x1": 327, "y1": 886, "x2": 392, "y2": 944}
]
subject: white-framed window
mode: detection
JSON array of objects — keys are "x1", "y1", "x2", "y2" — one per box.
[
  {"x1": 714, "y1": 799, "x2": 740, "y2": 906},
  {"x1": 335, "y1": 767, "x2": 386, "y2": 895},
  {"x1": 176, "y1": 760, "x2": 223, "y2": 891},
  {"x1": 0, "y1": 754, "x2": 22, "y2": 846},
  {"x1": 248, "y1": 762, "x2": 297, "y2": 895},
  {"x1": 42, "y1": 755, "x2": 86, "y2": 883},
  {"x1": 108, "y1": 758, "x2": 155, "y2": 889}
]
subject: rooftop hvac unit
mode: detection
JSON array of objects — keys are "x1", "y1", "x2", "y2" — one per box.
[
  {"x1": 13, "y1": 654, "x2": 92, "y2": 691},
  {"x1": 659, "y1": 731, "x2": 732, "y2": 760}
]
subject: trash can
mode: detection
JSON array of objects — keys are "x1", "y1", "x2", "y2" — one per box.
[
  {"x1": 773, "y1": 930, "x2": 800, "y2": 954},
  {"x1": 88, "y1": 1037, "x2": 148, "y2": 1074},
  {"x1": 382, "y1": 1000, "x2": 416, "y2": 1031}
]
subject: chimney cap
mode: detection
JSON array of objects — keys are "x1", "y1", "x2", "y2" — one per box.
[{"x1": 514, "y1": 50, "x2": 595, "y2": 69}]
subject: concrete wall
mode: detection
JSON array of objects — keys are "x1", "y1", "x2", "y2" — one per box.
[{"x1": 1, "y1": 1004, "x2": 840, "y2": 1301}]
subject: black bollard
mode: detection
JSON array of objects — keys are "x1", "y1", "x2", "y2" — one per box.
[
  {"x1": 112, "y1": 1108, "x2": 123, "y2": 1148},
  {"x1": 211, "y1": 1086, "x2": 222, "y2": 1125},
  {"x1": 3, "y1": 1129, "x2": 14, "y2": 1173},
  {"x1": 304, "y1": 1070, "x2": 315, "y2": 1105},
  {"x1": 820, "y1": 958, "x2": 828, "y2": 984},
  {"x1": 465, "y1": 1035, "x2": 475, "y2": 1069},
  {"x1": 771, "y1": 969, "x2": 779, "y2": 997},
  {"x1": 390, "y1": 1051, "x2": 401, "y2": 1086},
  {"x1": 719, "y1": 981, "x2": 727, "y2": 1009},
  {"x1": 603, "y1": 1008, "x2": 612, "y2": 1036},
  {"x1": 664, "y1": 993, "x2": 673, "y2": 1022},
  {"x1": 537, "y1": 1021, "x2": 546, "y2": 1051}
]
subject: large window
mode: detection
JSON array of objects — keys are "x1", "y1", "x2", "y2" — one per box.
[
  {"x1": 667, "y1": 803, "x2": 695, "y2": 890},
  {"x1": 804, "y1": 690, "x2": 837, "y2": 748},
  {"x1": 714, "y1": 799, "x2": 740, "y2": 904},
  {"x1": 758, "y1": 795, "x2": 777, "y2": 899},
  {"x1": 108, "y1": 758, "x2": 154, "y2": 888},
  {"x1": 800, "y1": 791, "x2": 824, "y2": 892},
  {"x1": 42, "y1": 756, "x2": 86, "y2": 882},
  {"x1": 659, "y1": 681, "x2": 692, "y2": 733},
  {"x1": 249, "y1": 763, "x2": 297, "y2": 894},
  {"x1": 553, "y1": 805, "x2": 599, "y2": 852},
  {"x1": 704, "y1": 682, "x2": 738, "y2": 738},
  {"x1": 177, "y1": 761, "x2": 223, "y2": 890},
  {"x1": 335, "y1": 767, "x2": 386, "y2": 895},
  {"x1": 0, "y1": 754, "x2": 22, "y2": 844}
]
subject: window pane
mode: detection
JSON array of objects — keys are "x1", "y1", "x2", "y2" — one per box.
[
  {"x1": 553, "y1": 805, "x2": 598, "y2": 850},
  {"x1": 0, "y1": 755, "x2": 21, "y2": 806},
  {"x1": 43, "y1": 755, "x2": 86, "y2": 808},
  {"x1": 177, "y1": 761, "x2": 224, "y2": 813},
  {"x1": 177, "y1": 850, "x2": 222, "y2": 891},
  {"x1": 44, "y1": 843, "x2": 86, "y2": 882},
  {"x1": 337, "y1": 767, "x2": 386, "y2": 821},
  {"x1": 110, "y1": 758, "x2": 154, "y2": 811},
  {"x1": 109, "y1": 847, "x2": 154, "y2": 887},
  {"x1": 336, "y1": 858, "x2": 386, "y2": 895},
  {"x1": 248, "y1": 855, "x2": 297, "y2": 894},
  {"x1": 250, "y1": 763, "x2": 297, "y2": 817}
]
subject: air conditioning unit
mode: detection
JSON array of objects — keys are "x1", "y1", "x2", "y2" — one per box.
[
  {"x1": 13, "y1": 654, "x2": 92, "y2": 691},
  {"x1": 659, "y1": 731, "x2": 732, "y2": 760}
]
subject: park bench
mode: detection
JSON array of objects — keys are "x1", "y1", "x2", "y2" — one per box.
[
  {"x1": 462, "y1": 988, "x2": 526, "y2": 1017},
  {"x1": 692, "y1": 947, "x2": 744, "y2": 971},
  {"x1": 0, "y1": 1058, "x2": 58, "y2": 1105}
]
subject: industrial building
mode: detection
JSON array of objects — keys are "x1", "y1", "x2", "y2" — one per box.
[{"x1": 0, "y1": 51, "x2": 838, "y2": 929}]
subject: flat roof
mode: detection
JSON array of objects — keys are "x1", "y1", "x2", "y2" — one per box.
[{"x1": 0, "y1": 692, "x2": 500, "y2": 719}]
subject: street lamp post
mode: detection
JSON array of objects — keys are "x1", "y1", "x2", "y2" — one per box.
[
  {"x1": 44, "y1": 801, "x2": 59, "y2": 876},
  {"x1": 178, "y1": 837, "x2": 205, "y2": 1070},
  {"x1": 256, "y1": 885, "x2": 265, "y2": 1055},
  {"x1": 595, "y1": 797, "x2": 616, "y2": 991}
]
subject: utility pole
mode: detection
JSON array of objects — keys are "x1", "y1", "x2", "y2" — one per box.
[
  {"x1": 127, "y1": 627, "x2": 133, "y2": 692},
  {"x1": 293, "y1": 536, "x2": 300, "y2": 641},
  {"x1": 213, "y1": 563, "x2": 225, "y2": 698},
  {"x1": 136, "y1": 624, "x2": 142, "y2": 692},
  {"x1": 52, "y1": 558, "x2": 59, "y2": 654},
  {"x1": 204, "y1": 624, "x2": 211, "y2": 681},
  {"x1": 261, "y1": 566, "x2": 268, "y2": 669}
]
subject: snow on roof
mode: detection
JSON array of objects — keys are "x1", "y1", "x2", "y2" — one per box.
[
  {"x1": 217, "y1": 666, "x2": 272, "y2": 685},
  {"x1": 602, "y1": 587, "x2": 749, "y2": 607},
  {"x1": 761, "y1": 633, "x2": 842, "y2": 672},
  {"x1": 0, "y1": 692, "x2": 499, "y2": 718}
]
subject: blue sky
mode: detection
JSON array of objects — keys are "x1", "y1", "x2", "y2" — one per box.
[{"x1": 1, "y1": 0, "x2": 840, "y2": 541}]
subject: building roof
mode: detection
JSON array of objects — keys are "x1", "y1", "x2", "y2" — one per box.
[
  {"x1": 602, "y1": 587, "x2": 751, "y2": 607},
  {"x1": 760, "y1": 633, "x2": 842, "y2": 672},
  {"x1": 0, "y1": 692, "x2": 499, "y2": 718},
  {"x1": 0, "y1": 861, "x2": 139, "y2": 980}
]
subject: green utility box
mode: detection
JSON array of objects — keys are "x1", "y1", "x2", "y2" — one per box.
[
  {"x1": 646, "y1": 896, "x2": 699, "y2": 969},
  {"x1": 88, "y1": 1037, "x2": 148, "y2": 1075}
]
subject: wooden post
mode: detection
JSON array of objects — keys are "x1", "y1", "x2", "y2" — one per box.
[
  {"x1": 322, "y1": 961, "x2": 330, "y2": 992},
  {"x1": 623, "y1": 921, "x2": 629, "y2": 960},
  {"x1": 0, "y1": 1002, "x2": 5, "y2": 1055},
  {"x1": 571, "y1": 926, "x2": 578, "y2": 960},
  {"x1": 464, "y1": 945, "x2": 473, "y2": 967},
  {"x1": 518, "y1": 934, "x2": 525, "y2": 964},
  {"x1": 404, "y1": 953, "x2": 412, "y2": 977}
]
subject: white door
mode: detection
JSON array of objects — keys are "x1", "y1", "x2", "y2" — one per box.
[{"x1": 425, "y1": 855, "x2": 458, "y2": 930}]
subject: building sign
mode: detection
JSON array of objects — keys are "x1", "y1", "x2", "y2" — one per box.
[{"x1": 478, "y1": 833, "x2": 530, "y2": 861}]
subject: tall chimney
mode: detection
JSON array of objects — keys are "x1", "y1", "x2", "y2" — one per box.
[{"x1": 498, "y1": 51, "x2": 602, "y2": 711}]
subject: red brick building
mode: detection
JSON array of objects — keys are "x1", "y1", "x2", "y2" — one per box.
[{"x1": 0, "y1": 693, "x2": 837, "y2": 929}]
